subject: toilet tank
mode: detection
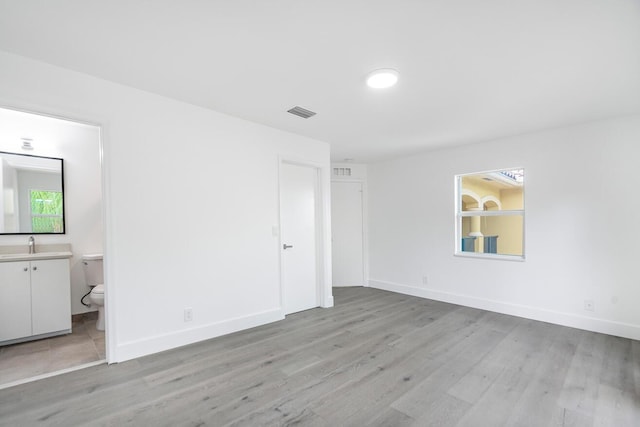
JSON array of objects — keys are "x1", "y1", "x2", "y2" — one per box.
[{"x1": 82, "y1": 253, "x2": 104, "y2": 287}]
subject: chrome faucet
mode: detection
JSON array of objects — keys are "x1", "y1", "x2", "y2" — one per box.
[{"x1": 28, "y1": 236, "x2": 35, "y2": 254}]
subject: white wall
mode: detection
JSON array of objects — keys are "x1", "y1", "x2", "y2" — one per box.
[
  {"x1": 368, "y1": 115, "x2": 640, "y2": 340},
  {"x1": 0, "y1": 114, "x2": 102, "y2": 316},
  {"x1": 0, "y1": 51, "x2": 332, "y2": 362}
]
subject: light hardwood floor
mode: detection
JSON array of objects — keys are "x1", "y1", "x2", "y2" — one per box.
[{"x1": 0, "y1": 287, "x2": 638, "y2": 426}]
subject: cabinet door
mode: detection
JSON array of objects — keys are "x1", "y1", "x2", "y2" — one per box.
[
  {"x1": 0, "y1": 261, "x2": 32, "y2": 341},
  {"x1": 31, "y1": 259, "x2": 71, "y2": 336}
]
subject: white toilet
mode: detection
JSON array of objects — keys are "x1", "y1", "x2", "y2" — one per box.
[{"x1": 82, "y1": 254, "x2": 105, "y2": 331}]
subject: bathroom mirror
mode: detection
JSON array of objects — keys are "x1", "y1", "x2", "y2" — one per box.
[{"x1": 0, "y1": 151, "x2": 65, "y2": 234}]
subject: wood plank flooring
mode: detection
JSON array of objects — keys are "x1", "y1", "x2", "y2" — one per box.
[{"x1": 0, "y1": 287, "x2": 639, "y2": 426}]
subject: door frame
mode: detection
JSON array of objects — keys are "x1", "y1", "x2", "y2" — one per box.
[
  {"x1": 278, "y1": 157, "x2": 333, "y2": 314},
  {"x1": 0, "y1": 102, "x2": 113, "y2": 363}
]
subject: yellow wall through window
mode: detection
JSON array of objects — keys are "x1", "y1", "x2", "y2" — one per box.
[{"x1": 460, "y1": 172, "x2": 523, "y2": 256}]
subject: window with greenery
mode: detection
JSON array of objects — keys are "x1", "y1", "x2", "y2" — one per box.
[
  {"x1": 455, "y1": 168, "x2": 524, "y2": 260},
  {"x1": 30, "y1": 190, "x2": 64, "y2": 233}
]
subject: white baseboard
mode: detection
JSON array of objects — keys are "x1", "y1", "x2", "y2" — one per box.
[
  {"x1": 369, "y1": 279, "x2": 640, "y2": 341},
  {"x1": 114, "y1": 308, "x2": 284, "y2": 363},
  {"x1": 322, "y1": 295, "x2": 334, "y2": 308}
]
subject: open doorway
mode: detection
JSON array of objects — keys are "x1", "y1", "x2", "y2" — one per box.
[{"x1": 0, "y1": 107, "x2": 104, "y2": 388}]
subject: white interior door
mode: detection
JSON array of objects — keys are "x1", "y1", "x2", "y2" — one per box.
[
  {"x1": 281, "y1": 163, "x2": 318, "y2": 314},
  {"x1": 331, "y1": 181, "x2": 364, "y2": 286}
]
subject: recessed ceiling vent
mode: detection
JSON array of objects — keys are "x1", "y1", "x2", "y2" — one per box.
[
  {"x1": 287, "y1": 106, "x2": 316, "y2": 119},
  {"x1": 21, "y1": 138, "x2": 34, "y2": 150}
]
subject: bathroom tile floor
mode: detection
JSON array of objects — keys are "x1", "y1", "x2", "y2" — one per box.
[{"x1": 0, "y1": 312, "x2": 105, "y2": 386}]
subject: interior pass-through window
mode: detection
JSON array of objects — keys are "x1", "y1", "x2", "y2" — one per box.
[{"x1": 455, "y1": 168, "x2": 524, "y2": 260}]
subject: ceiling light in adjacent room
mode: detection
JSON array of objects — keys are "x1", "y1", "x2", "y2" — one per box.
[{"x1": 366, "y1": 69, "x2": 399, "y2": 89}]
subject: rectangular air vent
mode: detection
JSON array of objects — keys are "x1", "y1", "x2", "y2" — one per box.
[
  {"x1": 21, "y1": 138, "x2": 34, "y2": 150},
  {"x1": 287, "y1": 106, "x2": 316, "y2": 119},
  {"x1": 333, "y1": 167, "x2": 352, "y2": 177}
]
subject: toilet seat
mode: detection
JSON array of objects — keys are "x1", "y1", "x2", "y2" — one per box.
[{"x1": 92, "y1": 284, "x2": 104, "y2": 294}]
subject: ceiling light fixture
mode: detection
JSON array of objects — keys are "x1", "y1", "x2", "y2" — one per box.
[{"x1": 366, "y1": 68, "x2": 399, "y2": 89}]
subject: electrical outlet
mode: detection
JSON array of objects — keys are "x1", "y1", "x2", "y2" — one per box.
[
  {"x1": 422, "y1": 276, "x2": 428, "y2": 285},
  {"x1": 184, "y1": 307, "x2": 193, "y2": 322},
  {"x1": 584, "y1": 300, "x2": 594, "y2": 312}
]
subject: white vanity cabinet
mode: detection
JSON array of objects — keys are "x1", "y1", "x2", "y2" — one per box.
[
  {"x1": 0, "y1": 261, "x2": 32, "y2": 341},
  {"x1": 0, "y1": 257, "x2": 71, "y2": 343}
]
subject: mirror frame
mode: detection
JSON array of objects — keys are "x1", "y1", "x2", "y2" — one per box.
[{"x1": 0, "y1": 150, "x2": 65, "y2": 235}]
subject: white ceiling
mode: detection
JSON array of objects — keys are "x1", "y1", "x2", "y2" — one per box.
[{"x1": 0, "y1": 0, "x2": 639, "y2": 162}]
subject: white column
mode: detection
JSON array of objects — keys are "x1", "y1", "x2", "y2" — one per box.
[{"x1": 467, "y1": 207, "x2": 483, "y2": 252}]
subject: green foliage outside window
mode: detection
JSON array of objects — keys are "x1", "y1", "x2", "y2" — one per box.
[{"x1": 30, "y1": 190, "x2": 64, "y2": 233}]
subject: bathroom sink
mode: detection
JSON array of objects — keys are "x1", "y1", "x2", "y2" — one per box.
[{"x1": 0, "y1": 251, "x2": 73, "y2": 262}]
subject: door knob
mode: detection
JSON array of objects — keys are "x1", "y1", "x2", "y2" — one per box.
[{"x1": 283, "y1": 244, "x2": 293, "y2": 250}]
